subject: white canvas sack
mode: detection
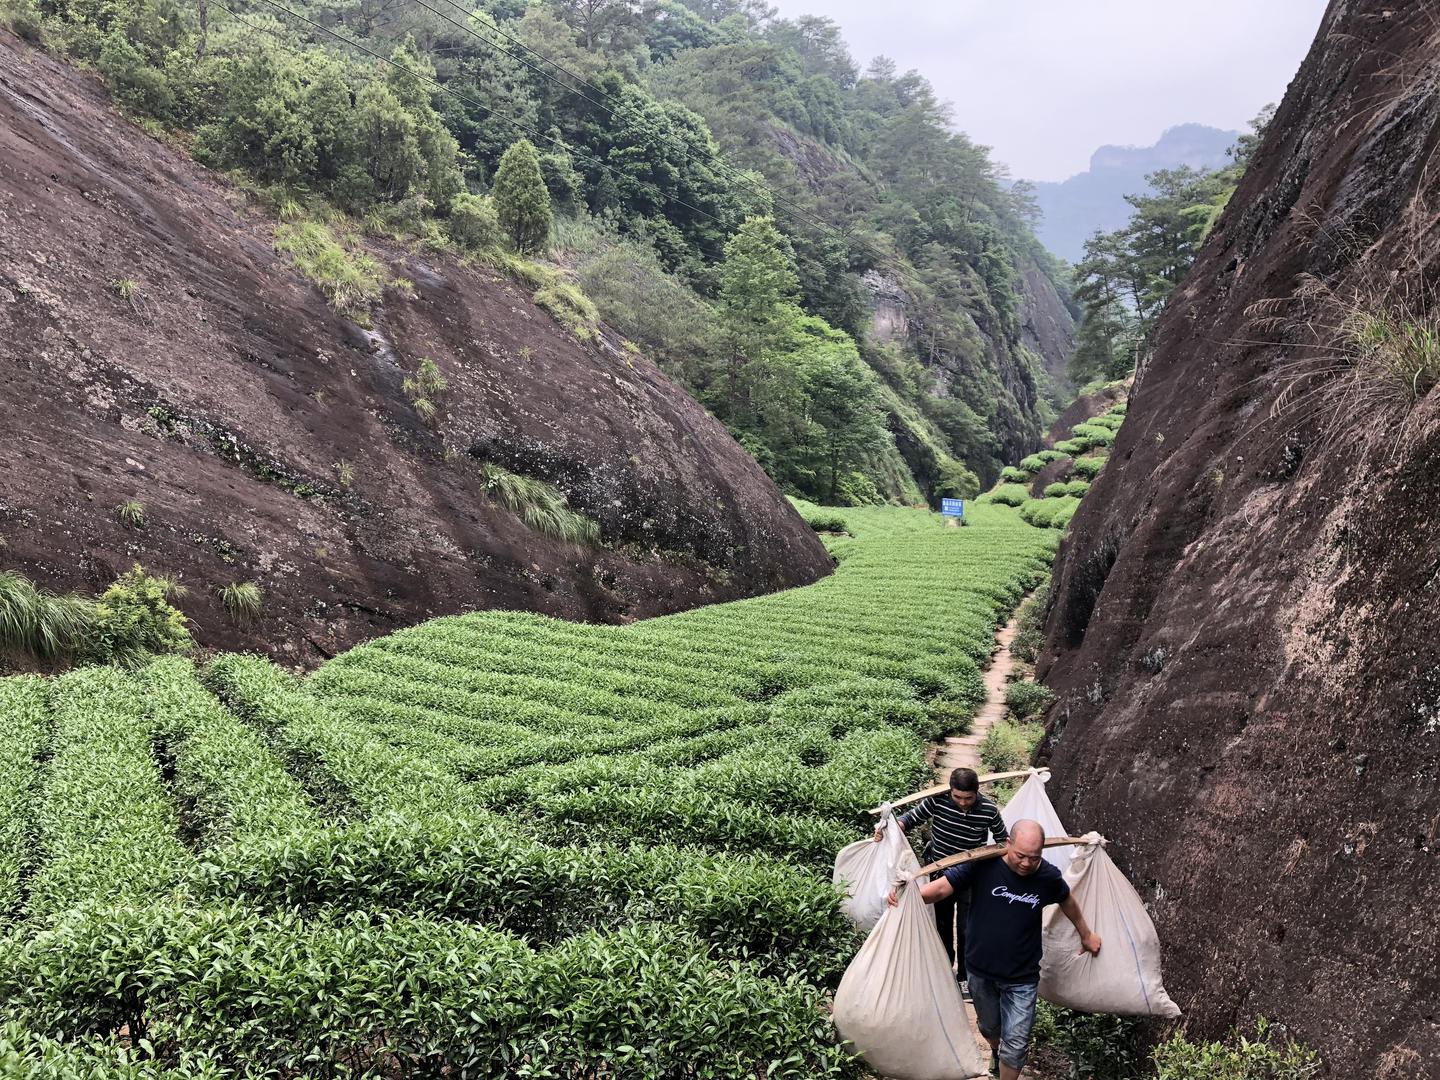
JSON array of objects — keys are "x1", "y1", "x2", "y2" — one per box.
[
  {"x1": 1038, "y1": 833, "x2": 1182, "y2": 1018},
  {"x1": 1000, "y1": 768, "x2": 1072, "y2": 874},
  {"x1": 831, "y1": 875, "x2": 989, "y2": 1080},
  {"x1": 832, "y1": 803, "x2": 918, "y2": 932}
]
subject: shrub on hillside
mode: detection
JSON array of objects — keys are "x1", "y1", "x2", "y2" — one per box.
[
  {"x1": 1054, "y1": 439, "x2": 1086, "y2": 456},
  {"x1": 98, "y1": 32, "x2": 174, "y2": 120},
  {"x1": 804, "y1": 513, "x2": 849, "y2": 535},
  {"x1": 447, "y1": 193, "x2": 501, "y2": 251},
  {"x1": 0, "y1": 0, "x2": 44, "y2": 41},
  {"x1": 1004, "y1": 680, "x2": 1054, "y2": 720},
  {"x1": 1065, "y1": 480, "x2": 1091, "y2": 497},
  {"x1": 1151, "y1": 1019, "x2": 1320, "y2": 1080},
  {"x1": 1019, "y1": 450, "x2": 1066, "y2": 471},
  {"x1": 1010, "y1": 581, "x2": 1050, "y2": 665},
  {"x1": 576, "y1": 239, "x2": 719, "y2": 368},
  {"x1": 83, "y1": 566, "x2": 191, "y2": 666},
  {"x1": 982, "y1": 484, "x2": 1030, "y2": 507},
  {"x1": 1001, "y1": 466, "x2": 1030, "y2": 483},
  {"x1": 980, "y1": 719, "x2": 1043, "y2": 773},
  {"x1": 1043, "y1": 482, "x2": 1070, "y2": 498},
  {"x1": 1073, "y1": 456, "x2": 1106, "y2": 479},
  {"x1": 1019, "y1": 497, "x2": 1081, "y2": 529},
  {"x1": 1072, "y1": 423, "x2": 1116, "y2": 447}
]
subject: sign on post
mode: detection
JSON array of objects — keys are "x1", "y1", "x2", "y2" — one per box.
[{"x1": 941, "y1": 498, "x2": 965, "y2": 518}]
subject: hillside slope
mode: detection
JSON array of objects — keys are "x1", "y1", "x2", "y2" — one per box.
[
  {"x1": 0, "y1": 30, "x2": 831, "y2": 663},
  {"x1": 1037, "y1": 3, "x2": 1439, "y2": 1073}
]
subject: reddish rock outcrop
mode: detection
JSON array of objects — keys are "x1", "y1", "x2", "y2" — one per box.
[
  {"x1": 0, "y1": 31, "x2": 831, "y2": 664},
  {"x1": 1039, "y1": 4, "x2": 1440, "y2": 1074}
]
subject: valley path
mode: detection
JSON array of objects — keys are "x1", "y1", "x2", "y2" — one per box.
[{"x1": 932, "y1": 613, "x2": 1021, "y2": 782}]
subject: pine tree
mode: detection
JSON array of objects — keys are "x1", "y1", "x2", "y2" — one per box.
[
  {"x1": 717, "y1": 216, "x2": 800, "y2": 419},
  {"x1": 492, "y1": 137, "x2": 552, "y2": 254}
]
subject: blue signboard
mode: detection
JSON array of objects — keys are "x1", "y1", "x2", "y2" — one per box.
[{"x1": 941, "y1": 498, "x2": 965, "y2": 518}]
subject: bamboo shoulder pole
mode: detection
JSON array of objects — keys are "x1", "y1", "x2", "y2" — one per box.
[
  {"x1": 912, "y1": 835, "x2": 1088, "y2": 880},
  {"x1": 868, "y1": 768, "x2": 1048, "y2": 815}
]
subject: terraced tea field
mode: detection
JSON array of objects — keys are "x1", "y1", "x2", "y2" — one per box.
[{"x1": 0, "y1": 503, "x2": 1055, "y2": 1077}]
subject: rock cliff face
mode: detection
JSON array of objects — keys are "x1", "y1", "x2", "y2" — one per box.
[
  {"x1": 1038, "y1": 4, "x2": 1440, "y2": 1073},
  {"x1": 1018, "y1": 258, "x2": 1079, "y2": 392},
  {"x1": 0, "y1": 31, "x2": 832, "y2": 664},
  {"x1": 863, "y1": 262, "x2": 1074, "y2": 485}
]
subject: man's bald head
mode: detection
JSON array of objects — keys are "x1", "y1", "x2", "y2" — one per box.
[
  {"x1": 1004, "y1": 818, "x2": 1046, "y2": 876},
  {"x1": 1011, "y1": 819, "x2": 1044, "y2": 847}
]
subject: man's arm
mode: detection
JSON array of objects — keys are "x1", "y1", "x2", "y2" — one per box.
[
  {"x1": 886, "y1": 874, "x2": 954, "y2": 907},
  {"x1": 1058, "y1": 894, "x2": 1102, "y2": 956},
  {"x1": 988, "y1": 801, "x2": 1009, "y2": 844}
]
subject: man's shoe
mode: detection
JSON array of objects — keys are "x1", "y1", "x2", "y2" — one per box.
[
  {"x1": 960, "y1": 979, "x2": 972, "y2": 1001},
  {"x1": 990, "y1": 1050, "x2": 1000, "y2": 1076}
]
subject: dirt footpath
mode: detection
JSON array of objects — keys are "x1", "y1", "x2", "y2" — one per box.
[{"x1": 933, "y1": 613, "x2": 1020, "y2": 781}]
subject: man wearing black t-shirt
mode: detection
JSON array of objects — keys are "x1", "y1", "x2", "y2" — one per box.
[{"x1": 889, "y1": 820, "x2": 1101, "y2": 1080}]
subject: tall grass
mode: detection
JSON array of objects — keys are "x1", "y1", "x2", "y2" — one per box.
[
  {"x1": 0, "y1": 572, "x2": 94, "y2": 665},
  {"x1": 273, "y1": 222, "x2": 387, "y2": 322},
  {"x1": 220, "y1": 582, "x2": 264, "y2": 622},
  {"x1": 482, "y1": 465, "x2": 600, "y2": 546},
  {"x1": 1249, "y1": 278, "x2": 1440, "y2": 457}
]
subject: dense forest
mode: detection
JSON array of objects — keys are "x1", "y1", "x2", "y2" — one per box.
[{"x1": 0, "y1": 0, "x2": 1074, "y2": 505}]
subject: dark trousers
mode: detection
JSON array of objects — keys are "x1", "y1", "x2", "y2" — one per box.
[{"x1": 934, "y1": 882, "x2": 970, "y2": 978}]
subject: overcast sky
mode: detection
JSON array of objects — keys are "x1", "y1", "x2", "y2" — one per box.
[{"x1": 771, "y1": 0, "x2": 1330, "y2": 182}]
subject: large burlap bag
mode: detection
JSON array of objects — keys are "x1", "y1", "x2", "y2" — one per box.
[
  {"x1": 1039, "y1": 833, "x2": 1181, "y2": 1017},
  {"x1": 831, "y1": 877, "x2": 989, "y2": 1080},
  {"x1": 1000, "y1": 768, "x2": 1072, "y2": 874},
  {"x1": 832, "y1": 804, "x2": 918, "y2": 932}
]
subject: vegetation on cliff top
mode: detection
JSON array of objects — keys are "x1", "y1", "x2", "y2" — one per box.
[
  {"x1": 2, "y1": 0, "x2": 1069, "y2": 505},
  {"x1": 1068, "y1": 108, "x2": 1273, "y2": 386}
]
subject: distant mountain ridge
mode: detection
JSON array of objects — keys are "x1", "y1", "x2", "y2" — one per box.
[{"x1": 1030, "y1": 124, "x2": 1239, "y2": 262}]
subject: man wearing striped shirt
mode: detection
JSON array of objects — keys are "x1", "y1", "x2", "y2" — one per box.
[{"x1": 883, "y1": 767, "x2": 1008, "y2": 982}]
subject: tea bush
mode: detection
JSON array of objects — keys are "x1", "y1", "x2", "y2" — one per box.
[
  {"x1": 1010, "y1": 581, "x2": 1050, "y2": 665},
  {"x1": 0, "y1": 678, "x2": 48, "y2": 920},
  {"x1": 1033, "y1": 1002, "x2": 1143, "y2": 1080},
  {"x1": 1020, "y1": 496, "x2": 1082, "y2": 529},
  {"x1": 1004, "y1": 679, "x2": 1055, "y2": 720},
  {"x1": 983, "y1": 483, "x2": 1032, "y2": 507},
  {"x1": 1152, "y1": 1019, "x2": 1321, "y2": 1080},
  {"x1": 1, "y1": 503, "x2": 1058, "y2": 1073}
]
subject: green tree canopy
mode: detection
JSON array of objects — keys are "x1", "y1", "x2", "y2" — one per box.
[{"x1": 492, "y1": 137, "x2": 553, "y2": 253}]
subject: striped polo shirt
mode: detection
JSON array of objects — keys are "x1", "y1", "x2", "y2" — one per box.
[{"x1": 899, "y1": 791, "x2": 1008, "y2": 859}]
